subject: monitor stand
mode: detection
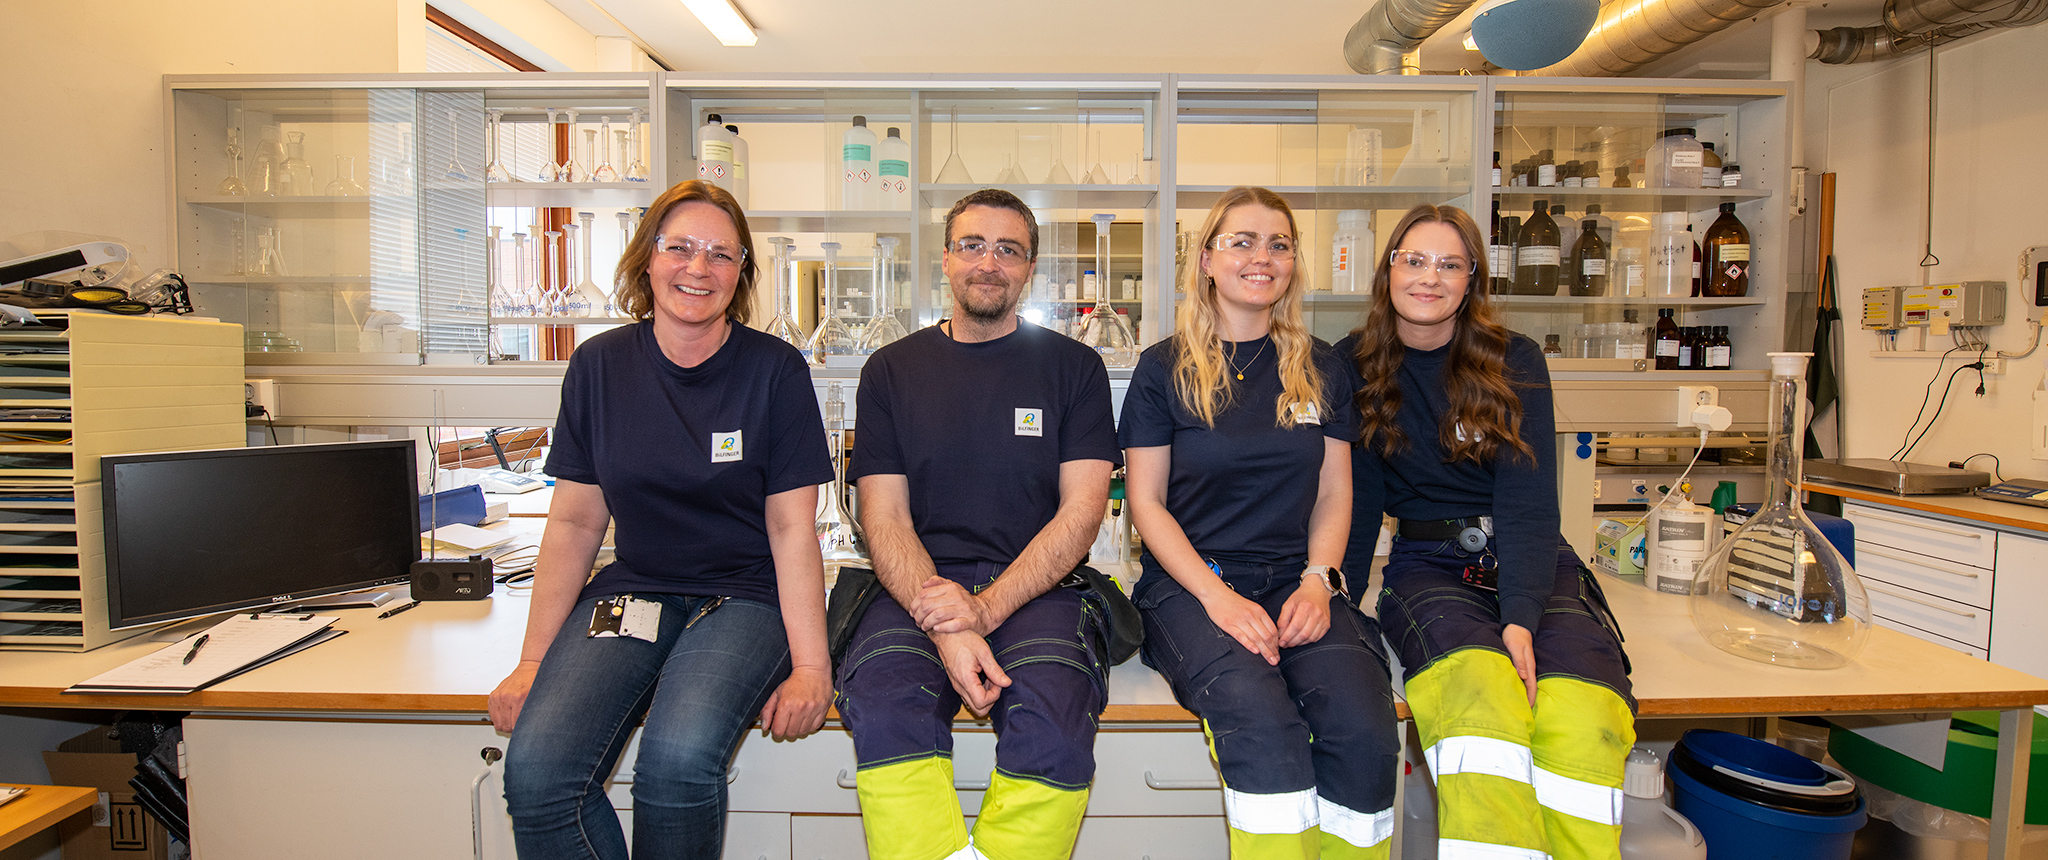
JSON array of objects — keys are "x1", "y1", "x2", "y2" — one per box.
[
  {"x1": 288, "y1": 588, "x2": 405, "y2": 612},
  {"x1": 147, "y1": 615, "x2": 224, "y2": 642}
]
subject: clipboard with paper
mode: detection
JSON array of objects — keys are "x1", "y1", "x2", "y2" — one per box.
[{"x1": 64, "y1": 613, "x2": 343, "y2": 695}]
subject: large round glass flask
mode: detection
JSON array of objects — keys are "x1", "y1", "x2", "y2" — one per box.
[{"x1": 1689, "y1": 352, "x2": 1870, "y2": 668}]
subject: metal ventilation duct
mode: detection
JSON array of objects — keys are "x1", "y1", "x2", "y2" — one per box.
[
  {"x1": 1521, "y1": 0, "x2": 1787, "y2": 76},
  {"x1": 1808, "y1": 0, "x2": 2048, "y2": 62},
  {"x1": 1344, "y1": 0, "x2": 1487, "y2": 74}
]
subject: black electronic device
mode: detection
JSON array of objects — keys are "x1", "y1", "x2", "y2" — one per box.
[
  {"x1": 410, "y1": 555, "x2": 494, "y2": 601},
  {"x1": 100, "y1": 440, "x2": 420, "y2": 629},
  {"x1": 1977, "y1": 478, "x2": 2048, "y2": 509}
]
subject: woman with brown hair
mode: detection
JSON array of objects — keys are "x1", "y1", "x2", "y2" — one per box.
[
  {"x1": 488, "y1": 180, "x2": 834, "y2": 860},
  {"x1": 1120, "y1": 186, "x2": 1399, "y2": 858},
  {"x1": 1341, "y1": 203, "x2": 1634, "y2": 860}
]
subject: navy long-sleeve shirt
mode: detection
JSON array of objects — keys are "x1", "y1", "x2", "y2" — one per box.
[{"x1": 1339, "y1": 331, "x2": 1559, "y2": 631}]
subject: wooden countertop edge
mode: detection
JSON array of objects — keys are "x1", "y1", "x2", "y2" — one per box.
[
  {"x1": 1804, "y1": 482, "x2": 2048, "y2": 533},
  {"x1": 0, "y1": 784, "x2": 96, "y2": 851},
  {"x1": 11, "y1": 688, "x2": 2045, "y2": 722}
]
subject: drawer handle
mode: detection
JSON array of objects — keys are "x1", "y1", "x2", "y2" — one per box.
[
  {"x1": 1859, "y1": 545, "x2": 1982, "y2": 577},
  {"x1": 1849, "y1": 509, "x2": 1986, "y2": 540},
  {"x1": 1867, "y1": 582, "x2": 1979, "y2": 618},
  {"x1": 835, "y1": 768, "x2": 988, "y2": 791},
  {"x1": 1144, "y1": 771, "x2": 1222, "y2": 790}
]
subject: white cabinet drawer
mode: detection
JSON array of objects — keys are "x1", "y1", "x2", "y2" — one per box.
[
  {"x1": 1074, "y1": 816, "x2": 1228, "y2": 859},
  {"x1": 791, "y1": 814, "x2": 869, "y2": 860},
  {"x1": 1874, "y1": 612, "x2": 1990, "y2": 660},
  {"x1": 1853, "y1": 538, "x2": 1993, "y2": 609},
  {"x1": 1867, "y1": 580, "x2": 1991, "y2": 649},
  {"x1": 1844, "y1": 504, "x2": 1997, "y2": 570},
  {"x1": 1084, "y1": 728, "x2": 1227, "y2": 816}
]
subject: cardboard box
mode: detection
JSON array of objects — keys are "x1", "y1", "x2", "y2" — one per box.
[{"x1": 40, "y1": 729, "x2": 170, "y2": 860}]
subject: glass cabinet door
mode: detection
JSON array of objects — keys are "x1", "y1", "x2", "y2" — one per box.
[
  {"x1": 172, "y1": 86, "x2": 423, "y2": 365},
  {"x1": 1488, "y1": 83, "x2": 1788, "y2": 368},
  {"x1": 1173, "y1": 78, "x2": 1485, "y2": 343}
]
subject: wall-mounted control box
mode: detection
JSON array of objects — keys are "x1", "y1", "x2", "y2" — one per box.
[
  {"x1": 1896, "y1": 281, "x2": 2006, "y2": 327},
  {"x1": 1862, "y1": 286, "x2": 1901, "y2": 329}
]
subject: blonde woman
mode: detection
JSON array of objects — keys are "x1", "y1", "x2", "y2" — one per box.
[{"x1": 1119, "y1": 186, "x2": 1398, "y2": 859}]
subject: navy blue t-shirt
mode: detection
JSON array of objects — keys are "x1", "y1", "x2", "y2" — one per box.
[
  {"x1": 546, "y1": 322, "x2": 833, "y2": 607},
  {"x1": 1338, "y1": 331, "x2": 1560, "y2": 631},
  {"x1": 850, "y1": 322, "x2": 1121, "y2": 566},
  {"x1": 1117, "y1": 335, "x2": 1356, "y2": 568}
]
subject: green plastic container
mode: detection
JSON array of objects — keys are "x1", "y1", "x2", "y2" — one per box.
[{"x1": 1828, "y1": 711, "x2": 2048, "y2": 824}]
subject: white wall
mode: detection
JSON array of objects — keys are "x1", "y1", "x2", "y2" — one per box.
[{"x1": 1810, "y1": 24, "x2": 2048, "y2": 479}]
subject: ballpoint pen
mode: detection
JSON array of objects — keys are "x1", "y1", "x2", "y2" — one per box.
[
  {"x1": 182, "y1": 634, "x2": 209, "y2": 665},
  {"x1": 378, "y1": 600, "x2": 422, "y2": 619}
]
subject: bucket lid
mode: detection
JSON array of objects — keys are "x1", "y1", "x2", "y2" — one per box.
[
  {"x1": 1680, "y1": 730, "x2": 1835, "y2": 786},
  {"x1": 1674, "y1": 730, "x2": 1861, "y2": 816}
]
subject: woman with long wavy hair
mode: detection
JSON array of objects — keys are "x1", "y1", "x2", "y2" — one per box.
[
  {"x1": 1340, "y1": 203, "x2": 1635, "y2": 860},
  {"x1": 1120, "y1": 186, "x2": 1399, "y2": 859}
]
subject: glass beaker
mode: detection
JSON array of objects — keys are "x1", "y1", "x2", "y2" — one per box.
[
  {"x1": 859, "y1": 237, "x2": 908, "y2": 353},
  {"x1": 1690, "y1": 352, "x2": 1870, "y2": 669},
  {"x1": 218, "y1": 126, "x2": 247, "y2": 196},
  {"x1": 484, "y1": 109, "x2": 513, "y2": 183},
  {"x1": 592, "y1": 117, "x2": 619, "y2": 182},
  {"x1": 624, "y1": 108, "x2": 650, "y2": 182},
  {"x1": 762, "y1": 237, "x2": 807, "y2": 353},
  {"x1": 816, "y1": 382, "x2": 870, "y2": 580},
  {"x1": 806, "y1": 242, "x2": 860, "y2": 364},
  {"x1": 1075, "y1": 214, "x2": 1139, "y2": 366},
  {"x1": 533, "y1": 109, "x2": 562, "y2": 183},
  {"x1": 326, "y1": 155, "x2": 366, "y2": 196}
]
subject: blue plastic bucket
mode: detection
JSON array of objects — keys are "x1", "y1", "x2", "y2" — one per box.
[{"x1": 1669, "y1": 730, "x2": 1866, "y2": 860}]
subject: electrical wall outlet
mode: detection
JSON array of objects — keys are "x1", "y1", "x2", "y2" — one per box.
[
  {"x1": 244, "y1": 378, "x2": 277, "y2": 416},
  {"x1": 1676, "y1": 385, "x2": 1718, "y2": 427}
]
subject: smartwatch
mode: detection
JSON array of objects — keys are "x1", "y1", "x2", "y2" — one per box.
[{"x1": 1302, "y1": 565, "x2": 1345, "y2": 596}]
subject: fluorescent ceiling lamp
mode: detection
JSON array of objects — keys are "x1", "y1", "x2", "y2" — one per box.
[
  {"x1": 1462, "y1": 30, "x2": 1479, "y2": 51},
  {"x1": 681, "y1": 0, "x2": 757, "y2": 46}
]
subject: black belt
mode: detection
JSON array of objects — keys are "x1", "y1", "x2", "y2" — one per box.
[{"x1": 1396, "y1": 516, "x2": 1494, "y2": 542}]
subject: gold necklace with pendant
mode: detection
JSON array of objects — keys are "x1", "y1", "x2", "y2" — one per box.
[{"x1": 1227, "y1": 338, "x2": 1268, "y2": 381}]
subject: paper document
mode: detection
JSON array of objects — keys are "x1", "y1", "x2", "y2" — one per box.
[
  {"x1": 424, "y1": 522, "x2": 513, "y2": 554},
  {"x1": 65, "y1": 613, "x2": 342, "y2": 695},
  {"x1": 0, "y1": 786, "x2": 23, "y2": 807}
]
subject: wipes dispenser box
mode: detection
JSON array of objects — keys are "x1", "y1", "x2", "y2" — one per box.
[{"x1": 1595, "y1": 518, "x2": 1647, "y2": 579}]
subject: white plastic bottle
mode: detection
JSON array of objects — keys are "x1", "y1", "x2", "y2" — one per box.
[
  {"x1": 1646, "y1": 127, "x2": 1705, "y2": 189},
  {"x1": 1618, "y1": 747, "x2": 1707, "y2": 860},
  {"x1": 876, "y1": 127, "x2": 911, "y2": 210},
  {"x1": 1330, "y1": 209, "x2": 1373, "y2": 294},
  {"x1": 1648, "y1": 499, "x2": 1715, "y2": 594},
  {"x1": 841, "y1": 116, "x2": 878, "y2": 211},
  {"x1": 1647, "y1": 213, "x2": 1692, "y2": 299},
  {"x1": 697, "y1": 114, "x2": 735, "y2": 191},
  {"x1": 723, "y1": 123, "x2": 750, "y2": 209}
]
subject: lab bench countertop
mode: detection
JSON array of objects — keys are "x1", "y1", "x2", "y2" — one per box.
[{"x1": 1805, "y1": 481, "x2": 2048, "y2": 536}]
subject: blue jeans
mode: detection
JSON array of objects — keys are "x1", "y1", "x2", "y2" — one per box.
[{"x1": 503, "y1": 593, "x2": 791, "y2": 860}]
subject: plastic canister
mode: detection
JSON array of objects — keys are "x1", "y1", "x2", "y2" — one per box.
[
  {"x1": 876, "y1": 127, "x2": 912, "y2": 211},
  {"x1": 841, "y1": 116, "x2": 878, "y2": 210},
  {"x1": 697, "y1": 114, "x2": 735, "y2": 191},
  {"x1": 1648, "y1": 212, "x2": 1692, "y2": 299},
  {"x1": 1646, "y1": 127, "x2": 1705, "y2": 189},
  {"x1": 1620, "y1": 747, "x2": 1708, "y2": 860},
  {"x1": 1648, "y1": 499, "x2": 1715, "y2": 594},
  {"x1": 1331, "y1": 210, "x2": 1373, "y2": 294}
]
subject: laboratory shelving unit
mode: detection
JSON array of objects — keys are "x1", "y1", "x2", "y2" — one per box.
[{"x1": 0, "y1": 314, "x2": 243, "y2": 651}]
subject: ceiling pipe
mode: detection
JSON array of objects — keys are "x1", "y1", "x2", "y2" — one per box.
[
  {"x1": 1807, "y1": 0, "x2": 2048, "y2": 62},
  {"x1": 1344, "y1": 0, "x2": 1486, "y2": 74},
  {"x1": 1520, "y1": 0, "x2": 1788, "y2": 76}
]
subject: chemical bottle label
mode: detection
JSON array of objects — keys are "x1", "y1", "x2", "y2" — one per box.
[
  {"x1": 1538, "y1": 165, "x2": 1557, "y2": 186},
  {"x1": 1669, "y1": 150, "x2": 1703, "y2": 168},
  {"x1": 1708, "y1": 346, "x2": 1731, "y2": 367},
  {"x1": 879, "y1": 159, "x2": 909, "y2": 177},
  {"x1": 1583, "y1": 258, "x2": 1608, "y2": 276},
  {"x1": 700, "y1": 140, "x2": 733, "y2": 162},
  {"x1": 1518, "y1": 246, "x2": 1561, "y2": 267},
  {"x1": 1657, "y1": 340, "x2": 1680, "y2": 357},
  {"x1": 1491, "y1": 245, "x2": 1509, "y2": 272},
  {"x1": 1627, "y1": 265, "x2": 1644, "y2": 289},
  {"x1": 1718, "y1": 243, "x2": 1750, "y2": 261},
  {"x1": 734, "y1": 163, "x2": 747, "y2": 180},
  {"x1": 842, "y1": 144, "x2": 872, "y2": 162}
]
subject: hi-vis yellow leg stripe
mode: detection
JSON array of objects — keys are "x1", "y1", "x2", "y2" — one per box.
[
  {"x1": 970, "y1": 770, "x2": 1090, "y2": 860},
  {"x1": 854, "y1": 757, "x2": 970, "y2": 860},
  {"x1": 1223, "y1": 787, "x2": 1319, "y2": 834},
  {"x1": 1437, "y1": 838, "x2": 1551, "y2": 860},
  {"x1": 1532, "y1": 676, "x2": 1634, "y2": 860},
  {"x1": 1531, "y1": 767, "x2": 1622, "y2": 826},
  {"x1": 1318, "y1": 796, "x2": 1395, "y2": 859},
  {"x1": 1405, "y1": 649, "x2": 1547, "y2": 857}
]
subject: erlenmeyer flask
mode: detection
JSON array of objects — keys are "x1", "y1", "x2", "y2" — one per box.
[
  {"x1": 859, "y1": 237, "x2": 908, "y2": 353},
  {"x1": 806, "y1": 242, "x2": 861, "y2": 365},
  {"x1": 593, "y1": 117, "x2": 619, "y2": 182},
  {"x1": 1075, "y1": 214, "x2": 1139, "y2": 366},
  {"x1": 442, "y1": 109, "x2": 472, "y2": 181},
  {"x1": 574, "y1": 212, "x2": 610, "y2": 317},
  {"x1": 326, "y1": 155, "x2": 366, "y2": 196},
  {"x1": 1690, "y1": 352, "x2": 1870, "y2": 669},
  {"x1": 816, "y1": 382, "x2": 870, "y2": 582},
  {"x1": 1043, "y1": 124, "x2": 1074, "y2": 184},
  {"x1": 218, "y1": 126, "x2": 247, "y2": 196},
  {"x1": 624, "y1": 108, "x2": 651, "y2": 182},
  {"x1": 934, "y1": 107, "x2": 973, "y2": 184},
  {"x1": 533, "y1": 109, "x2": 562, "y2": 183},
  {"x1": 484, "y1": 109, "x2": 513, "y2": 183},
  {"x1": 762, "y1": 237, "x2": 807, "y2": 353},
  {"x1": 561, "y1": 110, "x2": 585, "y2": 182}
]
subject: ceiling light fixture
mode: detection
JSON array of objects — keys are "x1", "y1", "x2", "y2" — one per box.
[
  {"x1": 1462, "y1": 30, "x2": 1479, "y2": 51},
  {"x1": 681, "y1": 0, "x2": 757, "y2": 47}
]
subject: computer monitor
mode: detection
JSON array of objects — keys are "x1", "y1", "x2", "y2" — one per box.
[{"x1": 100, "y1": 440, "x2": 420, "y2": 629}]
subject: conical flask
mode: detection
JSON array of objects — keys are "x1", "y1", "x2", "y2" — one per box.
[
  {"x1": 762, "y1": 237, "x2": 807, "y2": 352},
  {"x1": 805, "y1": 242, "x2": 861, "y2": 365},
  {"x1": 1075, "y1": 214, "x2": 1139, "y2": 367},
  {"x1": 859, "y1": 236, "x2": 908, "y2": 353},
  {"x1": 816, "y1": 382, "x2": 869, "y2": 582},
  {"x1": 1690, "y1": 352, "x2": 1870, "y2": 668}
]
